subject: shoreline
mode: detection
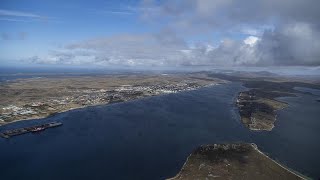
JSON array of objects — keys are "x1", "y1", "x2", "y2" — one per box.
[
  {"x1": 168, "y1": 143, "x2": 308, "y2": 180},
  {"x1": 252, "y1": 144, "x2": 309, "y2": 180},
  {"x1": 246, "y1": 104, "x2": 288, "y2": 131},
  {"x1": 0, "y1": 83, "x2": 221, "y2": 127},
  {"x1": 236, "y1": 88, "x2": 290, "y2": 131}
]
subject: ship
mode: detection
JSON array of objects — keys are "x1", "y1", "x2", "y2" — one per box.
[
  {"x1": 0, "y1": 121, "x2": 62, "y2": 138},
  {"x1": 31, "y1": 127, "x2": 45, "y2": 133}
]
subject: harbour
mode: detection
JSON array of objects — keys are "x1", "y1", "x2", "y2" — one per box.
[{"x1": 0, "y1": 83, "x2": 319, "y2": 179}]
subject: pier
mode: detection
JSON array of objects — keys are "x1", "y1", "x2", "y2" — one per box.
[{"x1": 0, "y1": 121, "x2": 62, "y2": 138}]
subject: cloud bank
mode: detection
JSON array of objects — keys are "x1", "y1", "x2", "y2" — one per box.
[{"x1": 26, "y1": 0, "x2": 320, "y2": 67}]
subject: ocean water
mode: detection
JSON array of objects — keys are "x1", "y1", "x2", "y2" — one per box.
[
  {"x1": 0, "y1": 67, "x2": 121, "y2": 82},
  {"x1": 0, "y1": 83, "x2": 319, "y2": 179}
]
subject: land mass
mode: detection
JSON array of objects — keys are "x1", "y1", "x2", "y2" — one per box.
[
  {"x1": 236, "y1": 88, "x2": 289, "y2": 131},
  {"x1": 209, "y1": 72, "x2": 320, "y2": 131},
  {"x1": 2, "y1": 70, "x2": 319, "y2": 131},
  {"x1": 168, "y1": 143, "x2": 305, "y2": 180},
  {"x1": 0, "y1": 72, "x2": 224, "y2": 125}
]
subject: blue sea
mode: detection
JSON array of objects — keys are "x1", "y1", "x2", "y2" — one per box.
[{"x1": 0, "y1": 76, "x2": 320, "y2": 179}]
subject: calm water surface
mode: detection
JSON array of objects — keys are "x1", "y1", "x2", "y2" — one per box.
[{"x1": 0, "y1": 83, "x2": 319, "y2": 179}]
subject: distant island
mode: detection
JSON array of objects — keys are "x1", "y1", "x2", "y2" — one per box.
[
  {"x1": 0, "y1": 73, "x2": 224, "y2": 125},
  {"x1": 168, "y1": 143, "x2": 305, "y2": 180},
  {"x1": 209, "y1": 72, "x2": 320, "y2": 131},
  {"x1": 237, "y1": 80, "x2": 320, "y2": 131},
  {"x1": 236, "y1": 85, "x2": 290, "y2": 131}
]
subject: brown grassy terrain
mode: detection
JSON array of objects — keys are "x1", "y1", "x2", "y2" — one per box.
[
  {"x1": 0, "y1": 73, "x2": 223, "y2": 125},
  {"x1": 168, "y1": 143, "x2": 304, "y2": 180}
]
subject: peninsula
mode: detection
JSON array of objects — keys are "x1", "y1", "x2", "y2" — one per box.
[
  {"x1": 209, "y1": 72, "x2": 320, "y2": 131},
  {"x1": 168, "y1": 143, "x2": 305, "y2": 180}
]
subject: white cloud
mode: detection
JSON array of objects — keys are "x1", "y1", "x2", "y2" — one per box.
[
  {"x1": 244, "y1": 36, "x2": 260, "y2": 47},
  {"x1": 24, "y1": 0, "x2": 320, "y2": 67},
  {"x1": 0, "y1": 9, "x2": 50, "y2": 23},
  {"x1": 0, "y1": 9, "x2": 42, "y2": 18},
  {"x1": 26, "y1": 23, "x2": 320, "y2": 67}
]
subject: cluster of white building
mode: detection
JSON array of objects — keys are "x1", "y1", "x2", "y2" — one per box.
[
  {"x1": 1, "y1": 105, "x2": 37, "y2": 122},
  {"x1": 0, "y1": 82, "x2": 211, "y2": 122}
]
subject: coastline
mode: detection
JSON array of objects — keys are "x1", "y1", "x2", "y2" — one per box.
[
  {"x1": 168, "y1": 143, "x2": 307, "y2": 180},
  {"x1": 0, "y1": 83, "x2": 220, "y2": 127},
  {"x1": 0, "y1": 106, "x2": 89, "y2": 127},
  {"x1": 252, "y1": 144, "x2": 309, "y2": 180},
  {"x1": 236, "y1": 88, "x2": 290, "y2": 131},
  {"x1": 245, "y1": 104, "x2": 288, "y2": 131}
]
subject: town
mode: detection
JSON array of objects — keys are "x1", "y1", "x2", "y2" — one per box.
[{"x1": 0, "y1": 78, "x2": 219, "y2": 124}]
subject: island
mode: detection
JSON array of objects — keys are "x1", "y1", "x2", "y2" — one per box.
[
  {"x1": 237, "y1": 80, "x2": 320, "y2": 131},
  {"x1": 168, "y1": 143, "x2": 305, "y2": 180},
  {"x1": 209, "y1": 72, "x2": 320, "y2": 131},
  {"x1": 0, "y1": 72, "x2": 224, "y2": 125},
  {"x1": 236, "y1": 87, "x2": 290, "y2": 131}
]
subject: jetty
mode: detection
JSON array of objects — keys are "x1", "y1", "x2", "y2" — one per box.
[{"x1": 0, "y1": 121, "x2": 62, "y2": 138}]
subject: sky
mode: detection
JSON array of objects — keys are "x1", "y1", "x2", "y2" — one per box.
[{"x1": 1, "y1": 0, "x2": 320, "y2": 68}]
